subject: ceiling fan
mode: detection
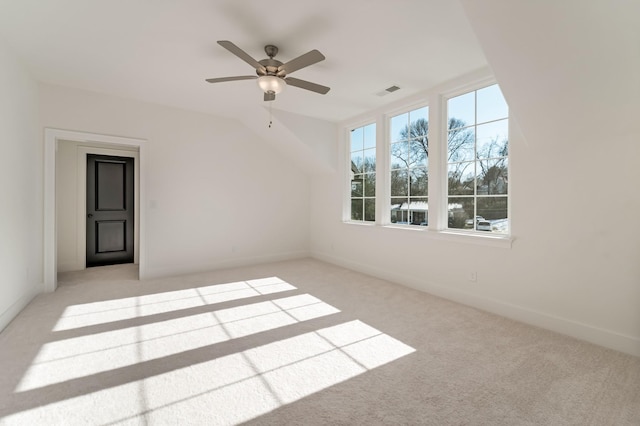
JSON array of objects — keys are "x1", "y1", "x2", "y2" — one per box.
[{"x1": 206, "y1": 40, "x2": 330, "y2": 101}]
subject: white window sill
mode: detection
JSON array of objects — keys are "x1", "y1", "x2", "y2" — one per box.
[
  {"x1": 344, "y1": 220, "x2": 377, "y2": 227},
  {"x1": 383, "y1": 223, "x2": 427, "y2": 231}
]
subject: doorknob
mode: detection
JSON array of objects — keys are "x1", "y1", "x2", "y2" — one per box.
[{"x1": 87, "y1": 213, "x2": 93, "y2": 218}]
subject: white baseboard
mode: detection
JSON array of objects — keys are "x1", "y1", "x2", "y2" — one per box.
[
  {"x1": 311, "y1": 251, "x2": 640, "y2": 358},
  {"x1": 144, "y1": 250, "x2": 311, "y2": 280},
  {"x1": 0, "y1": 282, "x2": 42, "y2": 333}
]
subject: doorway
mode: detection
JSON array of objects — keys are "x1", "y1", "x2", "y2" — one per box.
[{"x1": 44, "y1": 129, "x2": 147, "y2": 292}]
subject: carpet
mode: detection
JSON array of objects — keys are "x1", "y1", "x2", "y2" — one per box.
[{"x1": 1, "y1": 259, "x2": 639, "y2": 425}]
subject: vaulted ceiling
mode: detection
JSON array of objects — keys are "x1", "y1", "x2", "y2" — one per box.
[
  {"x1": 0, "y1": 0, "x2": 487, "y2": 123},
  {"x1": 1, "y1": 0, "x2": 637, "y2": 160}
]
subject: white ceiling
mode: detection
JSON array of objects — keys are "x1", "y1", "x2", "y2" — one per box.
[{"x1": 0, "y1": 0, "x2": 487, "y2": 123}]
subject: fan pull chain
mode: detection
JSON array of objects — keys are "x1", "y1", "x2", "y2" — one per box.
[{"x1": 268, "y1": 101, "x2": 273, "y2": 128}]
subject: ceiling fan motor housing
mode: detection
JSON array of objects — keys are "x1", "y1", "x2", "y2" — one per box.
[{"x1": 257, "y1": 58, "x2": 283, "y2": 77}]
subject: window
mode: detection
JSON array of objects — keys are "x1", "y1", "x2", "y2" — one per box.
[
  {"x1": 350, "y1": 123, "x2": 376, "y2": 222},
  {"x1": 344, "y1": 76, "x2": 510, "y2": 242},
  {"x1": 389, "y1": 107, "x2": 429, "y2": 226},
  {"x1": 447, "y1": 84, "x2": 509, "y2": 234}
]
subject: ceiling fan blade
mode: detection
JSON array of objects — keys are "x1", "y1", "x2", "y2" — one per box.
[
  {"x1": 285, "y1": 77, "x2": 330, "y2": 95},
  {"x1": 217, "y1": 40, "x2": 266, "y2": 72},
  {"x1": 264, "y1": 92, "x2": 276, "y2": 102},
  {"x1": 278, "y1": 49, "x2": 325, "y2": 75},
  {"x1": 205, "y1": 76, "x2": 257, "y2": 84}
]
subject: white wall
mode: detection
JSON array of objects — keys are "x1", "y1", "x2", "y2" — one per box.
[
  {"x1": 40, "y1": 83, "x2": 310, "y2": 278},
  {"x1": 0, "y1": 42, "x2": 42, "y2": 331},
  {"x1": 310, "y1": 68, "x2": 640, "y2": 357},
  {"x1": 459, "y1": 0, "x2": 640, "y2": 355}
]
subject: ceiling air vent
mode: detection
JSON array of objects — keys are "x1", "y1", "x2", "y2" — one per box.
[{"x1": 376, "y1": 85, "x2": 401, "y2": 97}]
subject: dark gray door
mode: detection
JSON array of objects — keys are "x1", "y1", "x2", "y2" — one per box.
[{"x1": 86, "y1": 154, "x2": 134, "y2": 267}]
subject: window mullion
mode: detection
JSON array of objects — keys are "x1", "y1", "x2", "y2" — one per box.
[
  {"x1": 377, "y1": 112, "x2": 389, "y2": 225},
  {"x1": 428, "y1": 93, "x2": 446, "y2": 230}
]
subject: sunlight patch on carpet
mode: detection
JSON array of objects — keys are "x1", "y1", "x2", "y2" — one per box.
[
  {"x1": 52, "y1": 277, "x2": 296, "y2": 331},
  {"x1": 6, "y1": 320, "x2": 414, "y2": 425},
  {"x1": 16, "y1": 292, "x2": 338, "y2": 392}
]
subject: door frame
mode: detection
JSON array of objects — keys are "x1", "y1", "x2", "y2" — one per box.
[{"x1": 44, "y1": 128, "x2": 148, "y2": 292}]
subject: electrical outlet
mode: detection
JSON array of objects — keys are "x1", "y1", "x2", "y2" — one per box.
[{"x1": 469, "y1": 271, "x2": 477, "y2": 282}]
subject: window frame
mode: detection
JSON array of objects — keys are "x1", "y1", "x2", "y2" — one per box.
[
  {"x1": 345, "y1": 120, "x2": 378, "y2": 224},
  {"x1": 387, "y1": 103, "x2": 430, "y2": 228},
  {"x1": 342, "y1": 71, "x2": 512, "y2": 248},
  {"x1": 441, "y1": 81, "x2": 510, "y2": 236}
]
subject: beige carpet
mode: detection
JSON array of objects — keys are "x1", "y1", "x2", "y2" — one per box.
[{"x1": 0, "y1": 258, "x2": 639, "y2": 425}]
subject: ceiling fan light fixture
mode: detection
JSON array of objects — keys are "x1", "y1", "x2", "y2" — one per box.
[{"x1": 257, "y1": 75, "x2": 286, "y2": 94}]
